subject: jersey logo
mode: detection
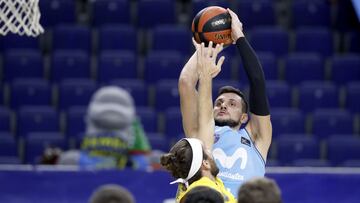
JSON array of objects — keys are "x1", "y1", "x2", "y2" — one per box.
[
  {"x1": 214, "y1": 133, "x2": 220, "y2": 143},
  {"x1": 213, "y1": 148, "x2": 248, "y2": 169},
  {"x1": 241, "y1": 137, "x2": 251, "y2": 147}
]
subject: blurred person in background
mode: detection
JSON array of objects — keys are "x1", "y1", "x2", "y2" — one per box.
[
  {"x1": 89, "y1": 184, "x2": 135, "y2": 203},
  {"x1": 46, "y1": 86, "x2": 152, "y2": 170},
  {"x1": 80, "y1": 86, "x2": 151, "y2": 169},
  {"x1": 237, "y1": 177, "x2": 282, "y2": 203},
  {"x1": 183, "y1": 186, "x2": 224, "y2": 203}
]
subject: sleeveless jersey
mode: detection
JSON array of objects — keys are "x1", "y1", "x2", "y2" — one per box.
[
  {"x1": 212, "y1": 126, "x2": 265, "y2": 197},
  {"x1": 175, "y1": 177, "x2": 236, "y2": 203}
]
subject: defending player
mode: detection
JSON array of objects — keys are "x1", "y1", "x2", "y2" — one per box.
[{"x1": 161, "y1": 42, "x2": 235, "y2": 202}]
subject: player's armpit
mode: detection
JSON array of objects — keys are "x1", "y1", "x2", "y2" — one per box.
[{"x1": 246, "y1": 114, "x2": 272, "y2": 161}]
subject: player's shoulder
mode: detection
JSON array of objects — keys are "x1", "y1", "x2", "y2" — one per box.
[
  {"x1": 175, "y1": 184, "x2": 187, "y2": 202},
  {"x1": 215, "y1": 176, "x2": 225, "y2": 186}
]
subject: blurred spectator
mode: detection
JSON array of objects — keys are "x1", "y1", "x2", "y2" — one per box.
[
  {"x1": 40, "y1": 147, "x2": 63, "y2": 164},
  {"x1": 89, "y1": 184, "x2": 135, "y2": 203},
  {"x1": 183, "y1": 186, "x2": 224, "y2": 203},
  {"x1": 56, "y1": 86, "x2": 151, "y2": 170},
  {"x1": 237, "y1": 177, "x2": 282, "y2": 203}
]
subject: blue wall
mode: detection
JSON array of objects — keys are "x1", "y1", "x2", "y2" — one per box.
[{"x1": 0, "y1": 167, "x2": 359, "y2": 203}]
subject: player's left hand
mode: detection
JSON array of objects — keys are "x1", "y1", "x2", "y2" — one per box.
[{"x1": 227, "y1": 8, "x2": 245, "y2": 43}]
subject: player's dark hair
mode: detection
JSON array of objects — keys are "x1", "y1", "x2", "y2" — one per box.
[{"x1": 160, "y1": 139, "x2": 208, "y2": 185}]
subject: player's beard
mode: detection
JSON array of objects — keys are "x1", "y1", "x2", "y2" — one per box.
[
  {"x1": 215, "y1": 118, "x2": 240, "y2": 128},
  {"x1": 209, "y1": 158, "x2": 219, "y2": 177}
]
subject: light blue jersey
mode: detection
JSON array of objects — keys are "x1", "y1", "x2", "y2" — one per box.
[{"x1": 212, "y1": 126, "x2": 266, "y2": 197}]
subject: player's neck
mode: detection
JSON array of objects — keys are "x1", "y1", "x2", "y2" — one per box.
[
  {"x1": 230, "y1": 125, "x2": 241, "y2": 131},
  {"x1": 202, "y1": 171, "x2": 216, "y2": 182}
]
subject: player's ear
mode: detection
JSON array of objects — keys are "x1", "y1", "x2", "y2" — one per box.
[
  {"x1": 240, "y1": 113, "x2": 248, "y2": 124},
  {"x1": 202, "y1": 159, "x2": 211, "y2": 170}
]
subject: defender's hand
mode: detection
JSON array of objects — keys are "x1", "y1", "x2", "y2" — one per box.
[{"x1": 193, "y1": 40, "x2": 225, "y2": 78}]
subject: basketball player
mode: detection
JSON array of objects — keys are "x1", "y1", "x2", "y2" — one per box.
[
  {"x1": 161, "y1": 138, "x2": 235, "y2": 203},
  {"x1": 161, "y1": 41, "x2": 235, "y2": 203},
  {"x1": 237, "y1": 177, "x2": 282, "y2": 203},
  {"x1": 179, "y1": 8, "x2": 272, "y2": 196}
]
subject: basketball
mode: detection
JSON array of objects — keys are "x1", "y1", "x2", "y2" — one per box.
[{"x1": 192, "y1": 6, "x2": 232, "y2": 46}]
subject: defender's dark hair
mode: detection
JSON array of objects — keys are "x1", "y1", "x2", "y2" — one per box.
[
  {"x1": 217, "y1": 86, "x2": 248, "y2": 113},
  {"x1": 160, "y1": 139, "x2": 208, "y2": 185}
]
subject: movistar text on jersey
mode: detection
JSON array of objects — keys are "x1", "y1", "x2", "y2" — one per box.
[{"x1": 218, "y1": 172, "x2": 244, "y2": 181}]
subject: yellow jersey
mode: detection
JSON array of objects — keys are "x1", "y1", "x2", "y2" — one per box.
[{"x1": 175, "y1": 176, "x2": 237, "y2": 203}]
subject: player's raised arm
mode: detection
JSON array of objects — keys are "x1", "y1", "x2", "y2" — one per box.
[
  {"x1": 228, "y1": 8, "x2": 272, "y2": 160},
  {"x1": 178, "y1": 45, "x2": 199, "y2": 138},
  {"x1": 181, "y1": 6, "x2": 231, "y2": 139},
  {"x1": 196, "y1": 41, "x2": 225, "y2": 150}
]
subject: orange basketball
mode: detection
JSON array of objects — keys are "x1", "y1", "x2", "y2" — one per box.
[{"x1": 192, "y1": 6, "x2": 232, "y2": 46}]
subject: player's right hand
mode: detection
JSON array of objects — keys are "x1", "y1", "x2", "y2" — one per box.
[{"x1": 192, "y1": 39, "x2": 225, "y2": 79}]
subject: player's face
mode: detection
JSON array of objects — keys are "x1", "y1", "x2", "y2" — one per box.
[{"x1": 213, "y1": 93, "x2": 244, "y2": 127}]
